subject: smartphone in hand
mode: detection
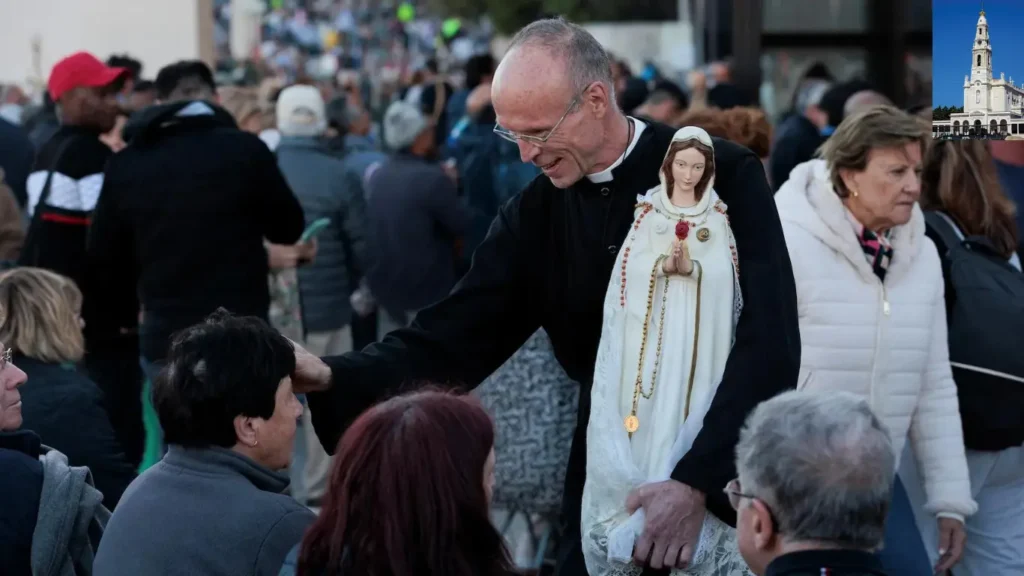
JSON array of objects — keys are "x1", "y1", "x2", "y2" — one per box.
[{"x1": 300, "y1": 218, "x2": 331, "y2": 243}]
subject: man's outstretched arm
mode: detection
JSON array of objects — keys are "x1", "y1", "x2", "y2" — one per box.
[{"x1": 303, "y1": 193, "x2": 543, "y2": 454}]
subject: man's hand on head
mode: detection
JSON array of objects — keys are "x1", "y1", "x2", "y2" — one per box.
[{"x1": 289, "y1": 339, "x2": 333, "y2": 394}]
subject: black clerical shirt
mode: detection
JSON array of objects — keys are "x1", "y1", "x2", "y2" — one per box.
[{"x1": 307, "y1": 121, "x2": 800, "y2": 573}]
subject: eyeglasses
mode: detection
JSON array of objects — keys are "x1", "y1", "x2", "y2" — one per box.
[
  {"x1": 724, "y1": 478, "x2": 779, "y2": 530},
  {"x1": 724, "y1": 478, "x2": 755, "y2": 511},
  {"x1": 493, "y1": 94, "x2": 581, "y2": 144},
  {"x1": 0, "y1": 345, "x2": 10, "y2": 371}
]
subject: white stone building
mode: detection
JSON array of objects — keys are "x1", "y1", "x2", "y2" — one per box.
[{"x1": 933, "y1": 8, "x2": 1024, "y2": 136}]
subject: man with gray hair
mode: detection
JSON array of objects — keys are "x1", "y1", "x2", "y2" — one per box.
[
  {"x1": 769, "y1": 78, "x2": 831, "y2": 192},
  {"x1": 363, "y1": 100, "x2": 472, "y2": 332},
  {"x1": 730, "y1": 390, "x2": 894, "y2": 575},
  {"x1": 296, "y1": 16, "x2": 800, "y2": 576}
]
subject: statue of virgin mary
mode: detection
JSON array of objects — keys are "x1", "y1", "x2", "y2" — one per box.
[{"x1": 581, "y1": 126, "x2": 749, "y2": 576}]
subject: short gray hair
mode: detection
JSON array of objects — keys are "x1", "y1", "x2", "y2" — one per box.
[
  {"x1": 507, "y1": 17, "x2": 615, "y2": 106},
  {"x1": 735, "y1": 390, "x2": 895, "y2": 550}
]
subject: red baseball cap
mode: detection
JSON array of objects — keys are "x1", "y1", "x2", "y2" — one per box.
[{"x1": 48, "y1": 52, "x2": 129, "y2": 101}]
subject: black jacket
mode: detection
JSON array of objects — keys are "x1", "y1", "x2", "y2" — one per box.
[
  {"x1": 769, "y1": 114, "x2": 824, "y2": 193},
  {"x1": 85, "y1": 100, "x2": 305, "y2": 361},
  {"x1": 308, "y1": 121, "x2": 800, "y2": 536},
  {"x1": 765, "y1": 549, "x2": 887, "y2": 576},
  {"x1": 19, "y1": 124, "x2": 111, "y2": 289},
  {"x1": 364, "y1": 153, "x2": 473, "y2": 314},
  {"x1": 0, "y1": 117, "x2": 34, "y2": 209},
  {"x1": 17, "y1": 356, "x2": 137, "y2": 509},
  {"x1": 0, "y1": 430, "x2": 44, "y2": 576}
]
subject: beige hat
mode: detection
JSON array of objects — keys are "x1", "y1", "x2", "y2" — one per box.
[{"x1": 276, "y1": 85, "x2": 327, "y2": 137}]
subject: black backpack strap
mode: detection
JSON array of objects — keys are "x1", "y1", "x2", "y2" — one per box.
[{"x1": 924, "y1": 210, "x2": 965, "y2": 256}]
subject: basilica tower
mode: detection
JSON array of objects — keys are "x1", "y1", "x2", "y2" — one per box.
[
  {"x1": 965, "y1": 7, "x2": 993, "y2": 113},
  {"x1": 972, "y1": 9, "x2": 993, "y2": 82}
]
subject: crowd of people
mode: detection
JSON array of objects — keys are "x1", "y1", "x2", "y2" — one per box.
[{"x1": 0, "y1": 10, "x2": 1022, "y2": 576}]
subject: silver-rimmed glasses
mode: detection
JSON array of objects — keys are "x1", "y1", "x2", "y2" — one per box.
[
  {"x1": 493, "y1": 95, "x2": 580, "y2": 144},
  {"x1": 724, "y1": 478, "x2": 778, "y2": 530}
]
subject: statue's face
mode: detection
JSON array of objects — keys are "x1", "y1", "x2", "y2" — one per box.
[{"x1": 670, "y1": 147, "x2": 707, "y2": 194}]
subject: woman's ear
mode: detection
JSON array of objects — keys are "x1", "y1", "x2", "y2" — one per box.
[
  {"x1": 233, "y1": 415, "x2": 258, "y2": 448},
  {"x1": 838, "y1": 168, "x2": 859, "y2": 197}
]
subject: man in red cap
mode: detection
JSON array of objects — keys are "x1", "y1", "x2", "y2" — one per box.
[
  {"x1": 18, "y1": 51, "x2": 145, "y2": 469},
  {"x1": 20, "y1": 51, "x2": 127, "y2": 281}
]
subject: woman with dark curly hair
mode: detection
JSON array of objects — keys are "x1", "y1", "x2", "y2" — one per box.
[
  {"x1": 282, "y1": 389, "x2": 513, "y2": 576},
  {"x1": 95, "y1": 311, "x2": 314, "y2": 576}
]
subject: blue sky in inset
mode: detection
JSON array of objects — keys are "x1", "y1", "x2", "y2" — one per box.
[{"x1": 933, "y1": 0, "x2": 1024, "y2": 106}]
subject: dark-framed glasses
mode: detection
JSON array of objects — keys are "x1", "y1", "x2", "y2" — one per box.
[{"x1": 493, "y1": 94, "x2": 580, "y2": 144}]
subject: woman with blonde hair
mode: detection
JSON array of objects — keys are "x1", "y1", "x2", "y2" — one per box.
[
  {"x1": 917, "y1": 140, "x2": 1024, "y2": 575},
  {"x1": 774, "y1": 105, "x2": 976, "y2": 575},
  {"x1": 0, "y1": 267, "x2": 136, "y2": 508}
]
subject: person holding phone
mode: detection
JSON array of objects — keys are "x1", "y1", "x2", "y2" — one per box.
[
  {"x1": 274, "y1": 85, "x2": 369, "y2": 507},
  {"x1": 84, "y1": 60, "x2": 306, "y2": 451}
]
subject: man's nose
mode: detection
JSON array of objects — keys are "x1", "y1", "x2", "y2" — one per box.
[{"x1": 517, "y1": 139, "x2": 541, "y2": 164}]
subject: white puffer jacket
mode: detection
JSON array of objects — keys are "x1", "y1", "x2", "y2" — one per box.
[{"x1": 775, "y1": 159, "x2": 977, "y2": 522}]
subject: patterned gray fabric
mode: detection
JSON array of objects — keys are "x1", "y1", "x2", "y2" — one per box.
[{"x1": 475, "y1": 329, "x2": 579, "y2": 516}]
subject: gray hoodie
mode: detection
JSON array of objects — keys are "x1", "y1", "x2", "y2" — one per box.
[{"x1": 32, "y1": 447, "x2": 110, "y2": 576}]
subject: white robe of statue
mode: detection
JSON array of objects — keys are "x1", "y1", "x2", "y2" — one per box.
[{"x1": 581, "y1": 126, "x2": 750, "y2": 576}]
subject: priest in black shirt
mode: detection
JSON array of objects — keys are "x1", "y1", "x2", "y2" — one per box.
[{"x1": 293, "y1": 18, "x2": 800, "y2": 576}]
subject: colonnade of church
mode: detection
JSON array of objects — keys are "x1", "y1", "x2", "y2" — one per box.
[{"x1": 932, "y1": 119, "x2": 1024, "y2": 135}]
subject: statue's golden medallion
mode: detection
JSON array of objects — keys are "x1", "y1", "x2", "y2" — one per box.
[
  {"x1": 624, "y1": 414, "x2": 639, "y2": 433},
  {"x1": 696, "y1": 227, "x2": 711, "y2": 242}
]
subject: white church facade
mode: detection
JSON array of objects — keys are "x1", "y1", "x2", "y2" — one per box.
[{"x1": 933, "y1": 8, "x2": 1024, "y2": 136}]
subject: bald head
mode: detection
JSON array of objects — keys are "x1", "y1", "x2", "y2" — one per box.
[
  {"x1": 844, "y1": 90, "x2": 893, "y2": 119},
  {"x1": 491, "y1": 18, "x2": 628, "y2": 189},
  {"x1": 500, "y1": 18, "x2": 613, "y2": 102}
]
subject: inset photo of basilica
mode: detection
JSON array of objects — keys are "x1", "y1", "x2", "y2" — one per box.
[{"x1": 933, "y1": 1, "x2": 1024, "y2": 140}]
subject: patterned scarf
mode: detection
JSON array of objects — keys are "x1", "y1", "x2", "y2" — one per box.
[{"x1": 857, "y1": 225, "x2": 894, "y2": 282}]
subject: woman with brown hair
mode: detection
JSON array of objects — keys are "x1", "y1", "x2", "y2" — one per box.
[
  {"x1": 281, "y1": 389, "x2": 514, "y2": 576},
  {"x1": 921, "y1": 140, "x2": 1020, "y2": 264},
  {"x1": 674, "y1": 107, "x2": 771, "y2": 169},
  {"x1": 917, "y1": 140, "x2": 1024, "y2": 576},
  {"x1": 583, "y1": 127, "x2": 746, "y2": 575}
]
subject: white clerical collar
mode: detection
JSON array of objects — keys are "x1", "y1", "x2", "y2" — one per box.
[{"x1": 587, "y1": 117, "x2": 646, "y2": 183}]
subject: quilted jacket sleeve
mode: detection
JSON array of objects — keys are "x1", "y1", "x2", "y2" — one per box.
[{"x1": 909, "y1": 281, "x2": 978, "y2": 522}]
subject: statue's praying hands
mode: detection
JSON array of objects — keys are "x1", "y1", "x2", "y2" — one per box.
[{"x1": 662, "y1": 239, "x2": 695, "y2": 276}]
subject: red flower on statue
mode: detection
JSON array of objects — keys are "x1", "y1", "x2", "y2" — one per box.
[{"x1": 675, "y1": 221, "x2": 690, "y2": 240}]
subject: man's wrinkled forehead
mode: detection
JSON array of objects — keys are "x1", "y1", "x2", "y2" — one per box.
[
  {"x1": 498, "y1": 45, "x2": 569, "y2": 81},
  {"x1": 493, "y1": 49, "x2": 573, "y2": 128}
]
